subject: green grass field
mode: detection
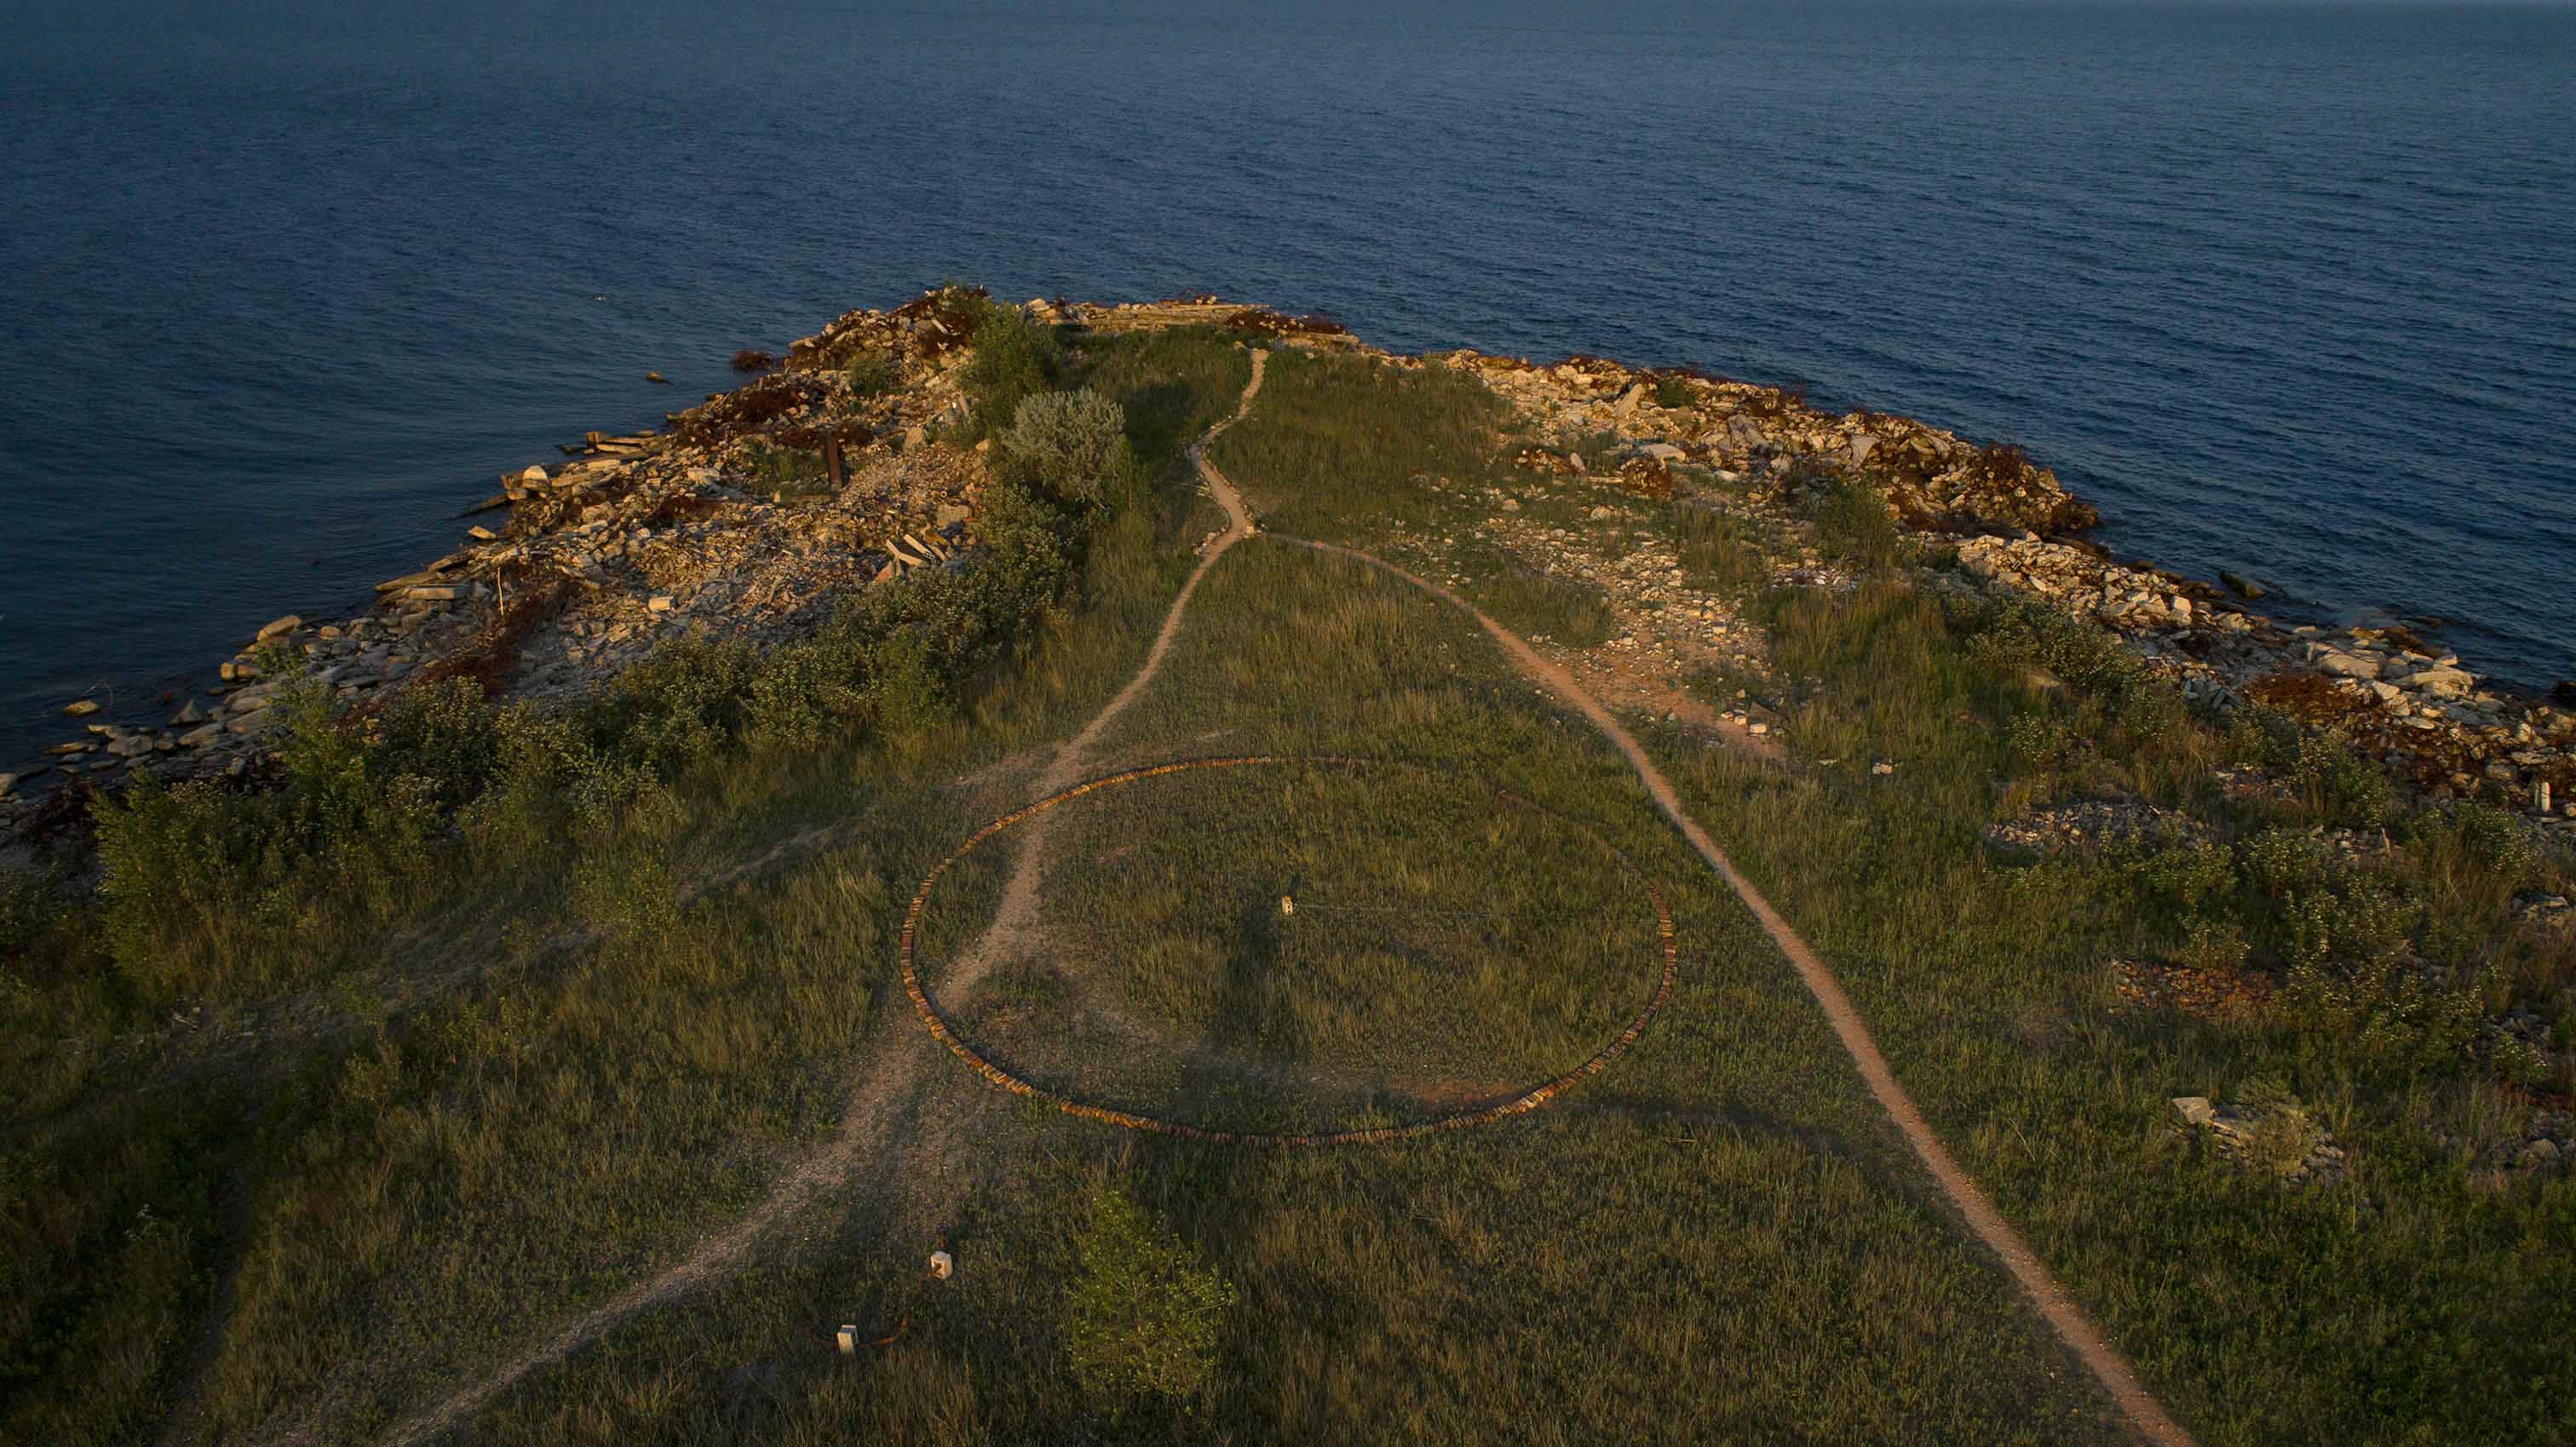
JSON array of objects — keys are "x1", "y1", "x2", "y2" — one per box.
[{"x1": 4, "y1": 319, "x2": 2569, "y2": 1445}]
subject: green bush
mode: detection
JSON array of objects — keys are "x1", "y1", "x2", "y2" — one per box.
[
  {"x1": 2227, "y1": 706, "x2": 2395, "y2": 829},
  {"x1": 2240, "y1": 829, "x2": 2335, "y2": 903},
  {"x1": 373, "y1": 677, "x2": 501, "y2": 813},
  {"x1": 1807, "y1": 478, "x2": 1904, "y2": 570},
  {"x1": 2004, "y1": 711, "x2": 2086, "y2": 780},
  {"x1": 1651, "y1": 376, "x2": 1694, "y2": 409},
  {"x1": 603, "y1": 638, "x2": 761, "y2": 780},
  {"x1": 2288, "y1": 730, "x2": 2394, "y2": 829},
  {"x1": 842, "y1": 348, "x2": 900, "y2": 399},
  {"x1": 1968, "y1": 596, "x2": 2139, "y2": 695},
  {"x1": 2280, "y1": 872, "x2": 2414, "y2": 971},
  {"x1": 1062, "y1": 1185, "x2": 1234, "y2": 1414},
  {"x1": 2174, "y1": 919, "x2": 2251, "y2": 973},
  {"x1": 2450, "y1": 802, "x2": 2539, "y2": 885},
  {"x1": 1000, "y1": 388, "x2": 1130, "y2": 507},
  {"x1": 2133, "y1": 841, "x2": 2235, "y2": 912},
  {"x1": 2280, "y1": 957, "x2": 2481, "y2": 1073},
  {"x1": 960, "y1": 304, "x2": 1061, "y2": 436},
  {"x1": 741, "y1": 635, "x2": 865, "y2": 753}
]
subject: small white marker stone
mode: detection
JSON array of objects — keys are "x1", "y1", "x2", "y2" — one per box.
[
  {"x1": 929, "y1": 1249, "x2": 954, "y2": 1281},
  {"x1": 836, "y1": 1324, "x2": 857, "y2": 1354}
]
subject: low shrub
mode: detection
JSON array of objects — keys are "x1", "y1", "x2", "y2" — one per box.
[
  {"x1": 2450, "y1": 801, "x2": 2539, "y2": 884},
  {"x1": 1000, "y1": 388, "x2": 1130, "y2": 507},
  {"x1": 960, "y1": 303, "x2": 1061, "y2": 436},
  {"x1": 1807, "y1": 478, "x2": 1903, "y2": 568},
  {"x1": 842, "y1": 349, "x2": 900, "y2": 399},
  {"x1": 1062, "y1": 1185, "x2": 1234, "y2": 1415},
  {"x1": 2280, "y1": 956, "x2": 2482, "y2": 1073},
  {"x1": 737, "y1": 439, "x2": 829, "y2": 497},
  {"x1": 2004, "y1": 711, "x2": 2087, "y2": 781},
  {"x1": 1969, "y1": 595, "x2": 2139, "y2": 696}
]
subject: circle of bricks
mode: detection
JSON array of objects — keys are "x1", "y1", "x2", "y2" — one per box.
[{"x1": 900, "y1": 755, "x2": 1679, "y2": 1146}]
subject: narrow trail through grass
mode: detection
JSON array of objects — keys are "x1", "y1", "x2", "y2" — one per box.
[
  {"x1": 359, "y1": 354, "x2": 1271, "y2": 1447},
  {"x1": 1265, "y1": 535, "x2": 2199, "y2": 1447}
]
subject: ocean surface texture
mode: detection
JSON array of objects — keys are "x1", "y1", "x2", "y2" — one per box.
[{"x1": 4, "y1": 0, "x2": 2571, "y2": 767}]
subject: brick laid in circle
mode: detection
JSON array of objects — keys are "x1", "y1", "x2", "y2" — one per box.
[{"x1": 899, "y1": 755, "x2": 1679, "y2": 1146}]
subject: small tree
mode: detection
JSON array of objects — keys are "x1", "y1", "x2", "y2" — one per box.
[
  {"x1": 1063, "y1": 1185, "x2": 1234, "y2": 1414},
  {"x1": 1002, "y1": 388, "x2": 1130, "y2": 507}
]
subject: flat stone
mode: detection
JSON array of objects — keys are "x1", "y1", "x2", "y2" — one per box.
[
  {"x1": 62, "y1": 698, "x2": 100, "y2": 717},
  {"x1": 256, "y1": 614, "x2": 302, "y2": 641},
  {"x1": 179, "y1": 724, "x2": 222, "y2": 748},
  {"x1": 934, "y1": 503, "x2": 971, "y2": 528},
  {"x1": 2171, "y1": 1096, "x2": 2218, "y2": 1127},
  {"x1": 2314, "y1": 650, "x2": 2381, "y2": 680},
  {"x1": 647, "y1": 595, "x2": 674, "y2": 613},
  {"x1": 172, "y1": 700, "x2": 206, "y2": 726},
  {"x1": 2407, "y1": 665, "x2": 2475, "y2": 697}
]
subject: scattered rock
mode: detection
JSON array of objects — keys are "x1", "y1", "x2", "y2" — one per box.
[
  {"x1": 2515, "y1": 893, "x2": 2572, "y2": 932},
  {"x1": 1986, "y1": 797, "x2": 2214, "y2": 856},
  {"x1": 2172, "y1": 1088, "x2": 2346, "y2": 1185},
  {"x1": 2312, "y1": 648, "x2": 2380, "y2": 680},
  {"x1": 61, "y1": 699, "x2": 99, "y2": 718},
  {"x1": 646, "y1": 371, "x2": 670, "y2": 384},
  {"x1": 2219, "y1": 570, "x2": 2265, "y2": 600}
]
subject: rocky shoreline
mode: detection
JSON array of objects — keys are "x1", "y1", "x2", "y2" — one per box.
[
  {"x1": 1422, "y1": 336, "x2": 2576, "y2": 832},
  {"x1": 8, "y1": 292, "x2": 2572, "y2": 841}
]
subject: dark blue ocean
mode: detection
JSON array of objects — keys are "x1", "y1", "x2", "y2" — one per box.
[{"x1": 4, "y1": 1, "x2": 2572, "y2": 769}]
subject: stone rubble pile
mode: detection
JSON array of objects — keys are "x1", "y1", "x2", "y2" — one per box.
[
  {"x1": 1446, "y1": 351, "x2": 2096, "y2": 535},
  {"x1": 2171, "y1": 1094, "x2": 2349, "y2": 1186},
  {"x1": 1983, "y1": 797, "x2": 2217, "y2": 857}
]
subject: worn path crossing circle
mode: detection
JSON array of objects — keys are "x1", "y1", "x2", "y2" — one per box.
[{"x1": 899, "y1": 754, "x2": 1682, "y2": 1146}]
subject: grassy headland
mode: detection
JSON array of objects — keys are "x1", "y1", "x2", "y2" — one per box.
[{"x1": 2, "y1": 294, "x2": 2568, "y2": 1446}]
